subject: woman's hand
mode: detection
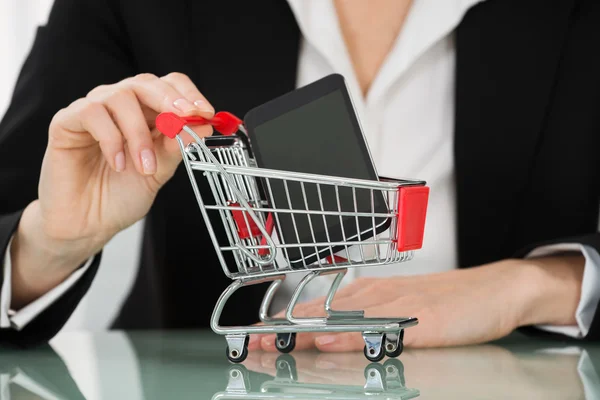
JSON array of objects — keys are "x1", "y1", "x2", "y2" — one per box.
[
  {"x1": 249, "y1": 254, "x2": 584, "y2": 352},
  {"x1": 11, "y1": 72, "x2": 214, "y2": 308}
]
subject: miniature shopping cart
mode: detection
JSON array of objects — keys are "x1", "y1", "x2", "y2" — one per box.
[{"x1": 156, "y1": 111, "x2": 430, "y2": 363}]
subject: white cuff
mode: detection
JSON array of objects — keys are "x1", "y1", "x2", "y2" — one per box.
[
  {"x1": 0, "y1": 237, "x2": 15, "y2": 328},
  {"x1": 526, "y1": 243, "x2": 600, "y2": 338},
  {"x1": 0, "y1": 236, "x2": 93, "y2": 330}
]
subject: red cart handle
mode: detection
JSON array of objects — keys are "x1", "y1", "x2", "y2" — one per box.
[
  {"x1": 397, "y1": 185, "x2": 429, "y2": 252},
  {"x1": 155, "y1": 111, "x2": 242, "y2": 138}
]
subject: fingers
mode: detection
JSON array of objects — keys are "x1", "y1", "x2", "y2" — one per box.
[
  {"x1": 252, "y1": 296, "x2": 351, "y2": 352},
  {"x1": 250, "y1": 295, "x2": 362, "y2": 352},
  {"x1": 52, "y1": 99, "x2": 124, "y2": 172},
  {"x1": 161, "y1": 72, "x2": 214, "y2": 116},
  {"x1": 247, "y1": 334, "x2": 262, "y2": 351},
  {"x1": 160, "y1": 72, "x2": 214, "y2": 138},
  {"x1": 74, "y1": 72, "x2": 214, "y2": 175},
  {"x1": 258, "y1": 332, "x2": 323, "y2": 352},
  {"x1": 256, "y1": 331, "x2": 364, "y2": 353},
  {"x1": 121, "y1": 73, "x2": 208, "y2": 117},
  {"x1": 314, "y1": 332, "x2": 364, "y2": 352},
  {"x1": 102, "y1": 89, "x2": 155, "y2": 175},
  {"x1": 88, "y1": 72, "x2": 215, "y2": 127},
  {"x1": 247, "y1": 278, "x2": 391, "y2": 354}
]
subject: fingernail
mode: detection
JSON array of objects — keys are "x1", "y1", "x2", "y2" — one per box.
[
  {"x1": 115, "y1": 151, "x2": 125, "y2": 172},
  {"x1": 315, "y1": 335, "x2": 337, "y2": 346},
  {"x1": 261, "y1": 335, "x2": 275, "y2": 348},
  {"x1": 173, "y1": 98, "x2": 197, "y2": 114},
  {"x1": 194, "y1": 100, "x2": 214, "y2": 113},
  {"x1": 140, "y1": 149, "x2": 157, "y2": 175}
]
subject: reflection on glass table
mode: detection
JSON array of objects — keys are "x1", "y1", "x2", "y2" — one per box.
[
  {"x1": 0, "y1": 331, "x2": 598, "y2": 399},
  {"x1": 213, "y1": 354, "x2": 420, "y2": 399},
  {"x1": 0, "y1": 343, "x2": 85, "y2": 400}
]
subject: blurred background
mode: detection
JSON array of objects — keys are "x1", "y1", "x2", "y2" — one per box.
[
  {"x1": 0, "y1": 0, "x2": 142, "y2": 333},
  {"x1": 0, "y1": 1, "x2": 53, "y2": 115}
]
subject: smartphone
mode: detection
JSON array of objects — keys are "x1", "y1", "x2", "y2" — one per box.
[{"x1": 243, "y1": 74, "x2": 391, "y2": 268}]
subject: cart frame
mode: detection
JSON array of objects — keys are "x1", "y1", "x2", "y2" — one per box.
[{"x1": 155, "y1": 112, "x2": 429, "y2": 363}]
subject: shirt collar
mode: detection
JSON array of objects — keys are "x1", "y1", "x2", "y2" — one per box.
[{"x1": 286, "y1": 0, "x2": 487, "y2": 104}]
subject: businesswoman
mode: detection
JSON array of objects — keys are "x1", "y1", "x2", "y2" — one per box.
[{"x1": 0, "y1": 0, "x2": 598, "y2": 351}]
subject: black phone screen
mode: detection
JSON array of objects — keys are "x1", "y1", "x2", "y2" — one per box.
[{"x1": 244, "y1": 74, "x2": 390, "y2": 267}]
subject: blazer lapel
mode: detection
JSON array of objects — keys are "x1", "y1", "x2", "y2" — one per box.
[{"x1": 454, "y1": 0, "x2": 576, "y2": 267}]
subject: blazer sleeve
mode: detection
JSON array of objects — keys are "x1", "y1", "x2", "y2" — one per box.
[
  {"x1": 515, "y1": 233, "x2": 600, "y2": 342},
  {"x1": 0, "y1": 0, "x2": 135, "y2": 346}
]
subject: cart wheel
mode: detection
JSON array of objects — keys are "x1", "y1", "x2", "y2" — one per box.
[
  {"x1": 385, "y1": 340, "x2": 403, "y2": 358},
  {"x1": 363, "y1": 333, "x2": 386, "y2": 362},
  {"x1": 226, "y1": 336, "x2": 249, "y2": 363},
  {"x1": 226, "y1": 345, "x2": 248, "y2": 363},
  {"x1": 275, "y1": 332, "x2": 296, "y2": 354},
  {"x1": 384, "y1": 330, "x2": 404, "y2": 358}
]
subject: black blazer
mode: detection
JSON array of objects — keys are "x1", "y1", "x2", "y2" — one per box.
[{"x1": 0, "y1": 0, "x2": 599, "y2": 347}]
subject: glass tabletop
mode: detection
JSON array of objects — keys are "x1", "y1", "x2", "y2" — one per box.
[{"x1": 0, "y1": 330, "x2": 598, "y2": 399}]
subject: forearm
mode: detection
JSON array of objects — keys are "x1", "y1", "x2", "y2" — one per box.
[
  {"x1": 517, "y1": 253, "x2": 585, "y2": 328},
  {"x1": 10, "y1": 201, "x2": 104, "y2": 309}
]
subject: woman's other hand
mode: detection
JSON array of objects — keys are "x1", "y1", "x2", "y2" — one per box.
[
  {"x1": 11, "y1": 72, "x2": 214, "y2": 308},
  {"x1": 249, "y1": 254, "x2": 584, "y2": 351}
]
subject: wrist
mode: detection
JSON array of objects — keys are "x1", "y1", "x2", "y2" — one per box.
[
  {"x1": 514, "y1": 253, "x2": 584, "y2": 328},
  {"x1": 10, "y1": 201, "x2": 104, "y2": 308}
]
